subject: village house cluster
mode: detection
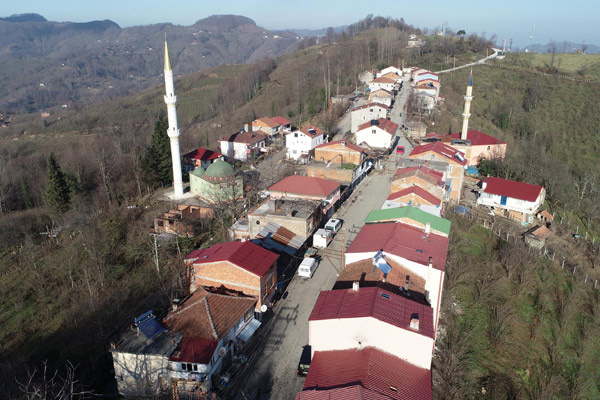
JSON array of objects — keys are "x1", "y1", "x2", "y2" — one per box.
[{"x1": 110, "y1": 39, "x2": 549, "y2": 399}]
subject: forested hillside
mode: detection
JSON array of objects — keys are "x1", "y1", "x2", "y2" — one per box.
[
  {"x1": 0, "y1": 14, "x2": 301, "y2": 114},
  {"x1": 4, "y1": 13, "x2": 599, "y2": 399}
]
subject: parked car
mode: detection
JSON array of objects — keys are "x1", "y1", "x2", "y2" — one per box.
[
  {"x1": 298, "y1": 257, "x2": 318, "y2": 278},
  {"x1": 324, "y1": 218, "x2": 343, "y2": 234},
  {"x1": 297, "y1": 345, "x2": 312, "y2": 376},
  {"x1": 396, "y1": 146, "x2": 405, "y2": 154}
]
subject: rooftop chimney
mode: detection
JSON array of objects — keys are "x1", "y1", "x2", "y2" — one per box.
[
  {"x1": 172, "y1": 298, "x2": 181, "y2": 311},
  {"x1": 428, "y1": 256, "x2": 433, "y2": 269},
  {"x1": 409, "y1": 313, "x2": 420, "y2": 330},
  {"x1": 352, "y1": 281, "x2": 360, "y2": 291},
  {"x1": 341, "y1": 141, "x2": 346, "y2": 146},
  {"x1": 425, "y1": 222, "x2": 431, "y2": 235}
]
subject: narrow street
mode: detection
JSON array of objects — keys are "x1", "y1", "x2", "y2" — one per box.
[{"x1": 222, "y1": 74, "x2": 414, "y2": 400}]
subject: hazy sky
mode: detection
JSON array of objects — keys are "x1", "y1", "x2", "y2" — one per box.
[{"x1": 3, "y1": 0, "x2": 598, "y2": 47}]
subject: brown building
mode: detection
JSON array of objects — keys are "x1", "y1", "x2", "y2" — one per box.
[
  {"x1": 390, "y1": 166, "x2": 445, "y2": 199},
  {"x1": 248, "y1": 198, "x2": 322, "y2": 240},
  {"x1": 184, "y1": 241, "x2": 278, "y2": 312},
  {"x1": 313, "y1": 140, "x2": 367, "y2": 165},
  {"x1": 154, "y1": 204, "x2": 214, "y2": 237},
  {"x1": 409, "y1": 142, "x2": 466, "y2": 202}
]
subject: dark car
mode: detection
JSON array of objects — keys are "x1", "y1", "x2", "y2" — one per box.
[
  {"x1": 297, "y1": 345, "x2": 311, "y2": 376},
  {"x1": 396, "y1": 145, "x2": 405, "y2": 154}
]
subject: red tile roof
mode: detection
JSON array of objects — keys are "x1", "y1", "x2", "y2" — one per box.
[
  {"x1": 444, "y1": 129, "x2": 506, "y2": 146},
  {"x1": 182, "y1": 147, "x2": 222, "y2": 161},
  {"x1": 346, "y1": 222, "x2": 448, "y2": 271},
  {"x1": 170, "y1": 337, "x2": 218, "y2": 364},
  {"x1": 393, "y1": 166, "x2": 443, "y2": 182},
  {"x1": 387, "y1": 187, "x2": 441, "y2": 206},
  {"x1": 369, "y1": 89, "x2": 393, "y2": 96},
  {"x1": 163, "y1": 288, "x2": 257, "y2": 340},
  {"x1": 309, "y1": 286, "x2": 434, "y2": 338},
  {"x1": 315, "y1": 140, "x2": 366, "y2": 154},
  {"x1": 357, "y1": 118, "x2": 399, "y2": 135},
  {"x1": 271, "y1": 115, "x2": 291, "y2": 126},
  {"x1": 299, "y1": 126, "x2": 324, "y2": 138},
  {"x1": 297, "y1": 385, "x2": 393, "y2": 400},
  {"x1": 303, "y1": 348, "x2": 433, "y2": 400},
  {"x1": 219, "y1": 131, "x2": 267, "y2": 145},
  {"x1": 184, "y1": 241, "x2": 278, "y2": 277},
  {"x1": 268, "y1": 175, "x2": 340, "y2": 198},
  {"x1": 371, "y1": 76, "x2": 396, "y2": 84},
  {"x1": 253, "y1": 117, "x2": 279, "y2": 128},
  {"x1": 351, "y1": 102, "x2": 390, "y2": 112},
  {"x1": 482, "y1": 176, "x2": 544, "y2": 202},
  {"x1": 417, "y1": 71, "x2": 438, "y2": 78},
  {"x1": 409, "y1": 142, "x2": 467, "y2": 165}
]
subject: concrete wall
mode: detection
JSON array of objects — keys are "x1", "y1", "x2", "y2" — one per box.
[
  {"x1": 309, "y1": 316, "x2": 433, "y2": 369},
  {"x1": 112, "y1": 352, "x2": 170, "y2": 397},
  {"x1": 368, "y1": 94, "x2": 393, "y2": 106},
  {"x1": 248, "y1": 208, "x2": 320, "y2": 239}
]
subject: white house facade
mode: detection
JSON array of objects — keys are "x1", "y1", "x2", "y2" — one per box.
[
  {"x1": 477, "y1": 176, "x2": 545, "y2": 224},
  {"x1": 350, "y1": 103, "x2": 389, "y2": 133},
  {"x1": 355, "y1": 118, "x2": 398, "y2": 149},
  {"x1": 285, "y1": 127, "x2": 325, "y2": 160},
  {"x1": 218, "y1": 131, "x2": 267, "y2": 162}
]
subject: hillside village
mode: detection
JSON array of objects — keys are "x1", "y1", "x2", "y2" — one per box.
[{"x1": 105, "y1": 37, "x2": 556, "y2": 400}]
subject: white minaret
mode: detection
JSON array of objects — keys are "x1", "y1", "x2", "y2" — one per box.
[
  {"x1": 163, "y1": 36, "x2": 184, "y2": 198},
  {"x1": 461, "y1": 70, "x2": 473, "y2": 140}
]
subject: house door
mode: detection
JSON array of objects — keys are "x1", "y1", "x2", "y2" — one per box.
[{"x1": 500, "y1": 196, "x2": 507, "y2": 206}]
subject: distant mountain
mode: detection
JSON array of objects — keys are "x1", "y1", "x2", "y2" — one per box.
[
  {"x1": 281, "y1": 25, "x2": 348, "y2": 38},
  {"x1": 0, "y1": 13, "x2": 47, "y2": 23},
  {"x1": 0, "y1": 14, "x2": 301, "y2": 113},
  {"x1": 519, "y1": 41, "x2": 600, "y2": 54}
]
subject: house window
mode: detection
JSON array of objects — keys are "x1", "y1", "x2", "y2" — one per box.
[
  {"x1": 487, "y1": 146, "x2": 491, "y2": 150},
  {"x1": 294, "y1": 132, "x2": 298, "y2": 137},
  {"x1": 372, "y1": 130, "x2": 376, "y2": 134}
]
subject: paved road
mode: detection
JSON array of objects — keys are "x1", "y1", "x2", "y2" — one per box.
[
  {"x1": 223, "y1": 72, "x2": 415, "y2": 400},
  {"x1": 436, "y1": 48, "x2": 499, "y2": 74}
]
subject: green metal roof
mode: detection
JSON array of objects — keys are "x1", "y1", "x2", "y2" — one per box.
[
  {"x1": 204, "y1": 159, "x2": 234, "y2": 178},
  {"x1": 191, "y1": 166, "x2": 205, "y2": 177},
  {"x1": 364, "y1": 206, "x2": 451, "y2": 235}
]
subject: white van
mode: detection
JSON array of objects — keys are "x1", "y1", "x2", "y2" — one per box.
[
  {"x1": 298, "y1": 257, "x2": 318, "y2": 278},
  {"x1": 313, "y1": 229, "x2": 332, "y2": 249},
  {"x1": 324, "y1": 218, "x2": 343, "y2": 234}
]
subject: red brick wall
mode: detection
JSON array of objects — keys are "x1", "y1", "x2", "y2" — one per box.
[{"x1": 191, "y1": 260, "x2": 277, "y2": 310}]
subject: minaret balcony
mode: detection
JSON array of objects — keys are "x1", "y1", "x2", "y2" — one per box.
[
  {"x1": 463, "y1": 96, "x2": 473, "y2": 101},
  {"x1": 164, "y1": 95, "x2": 178, "y2": 104}
]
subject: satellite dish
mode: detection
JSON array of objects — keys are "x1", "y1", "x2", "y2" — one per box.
[
  {"x1": 219, "y1": 347, "x2": 227, "y2": 356},
  {"x1": 260, "y1": 304, "x2": 268, "y2": 313}
]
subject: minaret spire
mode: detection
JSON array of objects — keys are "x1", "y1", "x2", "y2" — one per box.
[
  {"x1": 461, "y1": 69, "x2": 473, "y2": 141},
  {"x1": 163, "y1": 34, "x2": 184, "y2": 198}
]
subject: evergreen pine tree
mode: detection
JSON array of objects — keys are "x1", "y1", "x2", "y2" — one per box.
[
  {"x1": 141, "y1": 115, "x2": 172, "y2": 189},
  {"x1": 44, "y1": 153, "x2": 70, "y2": 213},
  {"x1": 21, "y1": 177, "x2": 33, "y2": 209}
]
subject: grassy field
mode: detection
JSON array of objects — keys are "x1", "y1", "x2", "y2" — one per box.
[{"x1": 503, "y1": 52, "x2": 600, "y2": 80}]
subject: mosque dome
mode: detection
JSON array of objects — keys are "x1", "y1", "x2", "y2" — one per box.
[
  {"x1": 204, "y1": 159, "x2": 235, "y2": 181},
  {"x1": 191, "y1": 166, "x2": 205, "y2": 177}
]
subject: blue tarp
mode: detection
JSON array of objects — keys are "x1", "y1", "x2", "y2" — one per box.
[
  {"x1": 455, "y1": 206, "x2": 469, "y2": 215},
  {"x1": 466, "y1": 166, "x2": 479, "y2": 176}
]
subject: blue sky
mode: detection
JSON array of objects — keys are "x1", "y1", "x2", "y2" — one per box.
[{"x1": 3, "y1": 0, "x2": 598, "y2": 47}]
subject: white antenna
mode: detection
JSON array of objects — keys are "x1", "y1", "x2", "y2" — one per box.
[{"x1": 527, "y1": 24, "x2": 536, "y2": 53}]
